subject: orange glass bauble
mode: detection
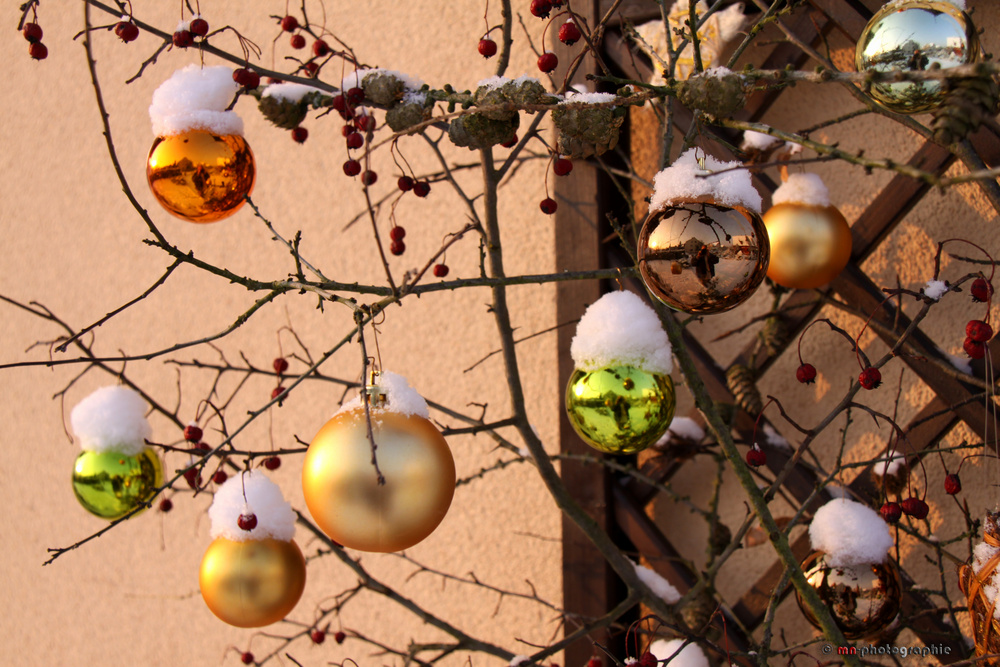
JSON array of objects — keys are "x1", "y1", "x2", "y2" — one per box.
[
  {"x1": 199, "y1": 537, "x2": 306, "y2": 628},
  {"x1": 302, "y1": 408, "x2": 455, "y2": 552},
  {"x1": 763, "y1": 202, "x2": 852, "y2": 289},
  {"x1": 146, "y1": 130, "x2": 255, "y2": 223},
  {"x1": 638, "y1": 197, "x2": 769, "y2": 314}
]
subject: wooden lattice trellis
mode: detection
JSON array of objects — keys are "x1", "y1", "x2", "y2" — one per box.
[{"x1": 555, "y1": 1, "x2": 1000, "y2": 664}]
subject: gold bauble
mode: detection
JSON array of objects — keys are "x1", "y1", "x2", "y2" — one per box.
[
  {"x1": 763, "y1": 202, "x2": 852, "y2": 289},
  {"x1": 199, "y1": 537, "x2": 306, "y2": 628},
  {"x1": 146, "y1": 130, "x2": 256, "y2": 223},
  {"x1": 855, "y1": 0, "x2": 979, "y2": 114},
  {"x1": 795, "y1": 551, "x2": 902, "y2": 640},
  {"x1": 71, "y1": 447, "x2": 163, "y2": 520},
  {"x1": 302, "y1": 409, "x2": 456, "y2": 552},
  {"x1": 565, "y1": 365, "x2": 676, "y2": 455},
  {"x1": 637, "y1": 198, "x2": 769, "y2": 314}
]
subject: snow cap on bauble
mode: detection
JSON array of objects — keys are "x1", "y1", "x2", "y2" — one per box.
[
  {"x1": 649, "y1": 148, "x2": 761, "y2": 214},
  {"x1": 771, "y1": 173, "x2": 830, "y2": 208},
  {"x1": 335, "y1": 370, "x2": 430, "y2": 419},
  {"x1": 71, "y1": 385, "x2": 152, "y2": 456},
  {"x1": 149, "y1": 65, "x2": 243, "y2": 137},
  {"x1": 571, "y1": 291, "x2": 672, "y2": 374},
  {"x1": 209, "y1": 471, "x2": 296, "y2": 542},
  {"x1": 809, "y1": 497, "x2": 893, "y2": 567}
]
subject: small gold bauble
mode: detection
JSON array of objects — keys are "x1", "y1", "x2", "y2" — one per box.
[
  {"x1": 565, "y1": 365, "x2": 676, "y2": 455},
  {"x1": 146, "y1": 130, "x2": 256, "y2": 223},
  {"x1": 302, "y1": 409, "x2": 456, "y2": 552},
  {"x1": 71, "y1": 447, "x2": 163, "y2": 520},
  {"x1": 199, "y1": 537, "x2": 306, "y2": 628},
  {"x1": 795, "y1": 551, "x2": 902, "y2": 640},
  {"x1": 763, "y1": 202, "x2": 852, "y2": 289},
  {"x1": 637, "y1": 198, "x2": 769, "y2": 314},
  {"x1": 855, "y1": 0, "x2": 979, "y2": 114}
]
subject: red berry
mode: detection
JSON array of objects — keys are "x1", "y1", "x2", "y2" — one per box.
[
  {"x1": 233, "y1": 68, "x2": 261, "y2": 90},
  {"x1": 241, "y1": 651, "x2": 255, "y2": 665},
  {"x1": 272, "y1": 386, "x2": 286, "y2": 401},
  {"x1": 537, "y1": 52, "x2": 558, "y2": 73},
  {"x1": 264, "y1": 456, "x2": 282, "y2": 470},
  {"x1": 964, "y1": 336, "x2": 986, "y2": 359},
  {"x1": 879, "y1": 501, "x2": 902, "y2": 524},
  {"x1": 389, "y1": 226, "x2": 406, "y2": 242},
  {"x1": 637, "y1": 652, "x2": 657, "y2": 667},
  {"x1": 390, "y1": 240, "x2": 406, "y2": 256},
  {"x1": 539, "y1": 198, "x2": 558, "y2": 215},
  {"x1": 195, "y1": 441, "x2": 211, "y2": 452},
  {"x1": 346, "y1": 132, "x2": 364, "y2": 149},
  {"x1": 238, "y1": 513, "x2": 258, "y2": 531},
  {"x1": 332, "y1": 94, "x2": 347, "y2": 112},
  {"x1": 337, "y1": 105, "x2": 355, "y2": 121},
  {"x1": 343, "y1": 159, "x2": 362, "y2": 177},
  {"x1": 559, "y1": 20, "x2": 582, "y2": 45},
  {"x1": 553, "y1": 158, "x2": 573, "y2": 176},
  {"x1": 281, "y1": 15, "x2": 299, "y2": 32},
  {"x1": 586, "y1": 658, "x2": 601, "y2": 667},
  {"x1": 530, "y1": 0, "x2": 553, "y2": 18},
  {"x1": 971, "y1": 277, "x2": 994, "y2": 303},
  {"x1": 273, "y1": 358, "x2": 289, "y2": 374},
  {"x1": 901, "y1": 496, "x2": 929, "y2": 520},
  {"x1": 114, "y1": 21, "x2": 139, "y2": 42},
  {"x1": 796, "y1": 363, "x2": 817, "y2": 384},
  {"x1": 334, "y1": 631, "x2": 346, "y2": 644},
  {"x1": 290, "y1": 33, "x2": 306, "y2": 49},
  {"x1": 346, "y1": 87, "x2": 365, "y2": 106},
  {"x1": 172, "y1": 30, "x2": 193, "y2": 48},
  {"x1": 478, "y1": 38, "x2": 497, "y2": 58},
  {"x1": 213, "y1": 470, "x2": 228, "y2": 485},
  {"x1": 303, "y1": 62, "x2": 319, "y2": 77},
  {"x1": 159, "y1": 497, "x2": 173, "y2": 512},
  {"x1": 355, "y1": 114, "x2": 376, "y2": 133},
  {"x1": 313, "y1": 39, "x2": 330, "y2": 57},
  {"x1": 183, "y1": 468, "x2": 201, "y2": 489},
  {"x1": 966, "y1": 320, "x2": 994, "y2": 343},
  {"x1": 362, "y1": 170, "x2": 378, "y2": 186},
  {"x1": 189, "y1": 18, "x2": 209, "y2": 37},
  {"x1": 22, "y1": 22, "x2": 43, "y2": 43},
  {"x1": 184, "y1": 425, "x2": 203, "y2": 442},
  {"x1": 746, "y1": 448, "x2": 766, "y2": 467},
  {"x1": 398, "y1": 176, "x2": 415, "y2": 192},
  {"x1": 291, "y1": 127, "x2": 308, "y2": 143},
  {"x1": 310, "y1": 630, "x2": 326, "y2": 644},
  {"x1": 28, "y1": 42, "x2": 47, "y2": 60},
  {"x1": 944, "y1": 473, "x2": 962, "y2": 495},
  {"x1": 413, "y1": 181, "x2": 431, "y2": 198},
  {"x1": 433, "y1": 264, "x2": 450, "y2": 278},
  {"x1": 500, "y1": 134, "x2": 518, "y2": 148},
  {"x1": 858, "y1": 366, "x2": 881, "y2": 390}
]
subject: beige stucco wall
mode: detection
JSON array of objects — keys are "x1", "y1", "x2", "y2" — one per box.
[{"x1": 1, "y1": 2, "x2": 562, "y2": 665}]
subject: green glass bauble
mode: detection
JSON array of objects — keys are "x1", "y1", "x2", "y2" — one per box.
[
  {"x1": 855, "y1": 0, "x2": 979, "y2": 114},
  {"x1": 72, "y1": 447, "x2": 164, "y2": 520},
  {"x1": 565, "y1": 365, "x2": 676, "y2": 455}
]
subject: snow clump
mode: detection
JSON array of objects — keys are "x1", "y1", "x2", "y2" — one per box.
[
  {"x1": 209, "y1": 471, "x2": 296, "y2": 542},
  {"x1": 71, "y1": 385, "x2": 152, "y2": 456},
  {"x1": 809, "y1": 498, "x2": 893, "y2": 567},
  {"x1": 570, "y1": 291, "x2": 672, "y2": 374},
  {"x1": 649, "y1": 638, "x2": 710, "y2": 667},
  {"x1": 770, "y1": 173, "x2": 830, "y2": 208},
  {"x1": 149, "y1": 65, "x2": 243, "y2": 137}
]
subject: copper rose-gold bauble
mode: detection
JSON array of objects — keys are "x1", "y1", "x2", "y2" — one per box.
[
  {"x1": 199, "y1": 536, "x2": 306, "y2": 628},
  {"x1": 795, "y1": 551, "x2": 902, "y2": 639},
  {"x1": 146, "y1": 129, "x2": 255, "y2": 223},
  {"x1": 763, "y1": 202, "x2": 852, "y2": 289},
  {"x1": 302, "y1": 408, "x2": 456, "y2": 552},
  {"x1": 638, "y1": 197, "x2": 769, "y2": 314}
]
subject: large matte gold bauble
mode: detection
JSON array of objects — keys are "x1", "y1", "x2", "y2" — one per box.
[
  {"x1": 638, "y1": 198, "x2": 769, "y2": 313},
  {"x1": 302, "y1": 409, "x2": 456, "y2": 552},
  {"x1": 71, "y1": 447, "x2": 163, "y2": 520},
  {"x1": 146, "y1": 130, "x2": 256, "y2": 223},
  {"x1": 565, "y1": 365, "x2": 676, "y2": 455},
  {"x1": 199, "y1": 537, "x2": 306, "y2": 628},
  {"x1": 795, "y1": 551, "x2": 902, "y2": 640},
  {"x1": 855, "y1": 0, "x2": 979, "y2": 114},
  {"x1": 763, "y1": 203, "x2": 852, "y2": 289}
]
